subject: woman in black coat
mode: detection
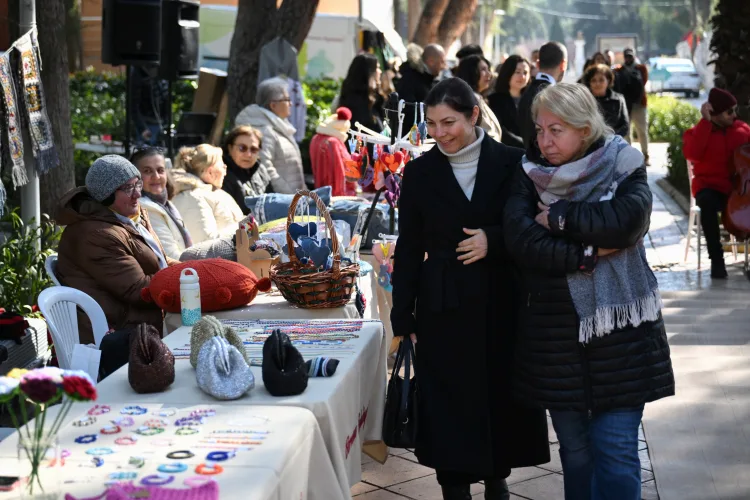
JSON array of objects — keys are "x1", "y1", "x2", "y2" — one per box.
[
  {"x1": 488, "y1": 55, "x2": 531, "y2": 148},
  {"x1": 338, "y1": 53, "x2": 384, "y2": 135},
  {"x1": 503, "y1": 83, "x2": 674, "y2": 500},
  {"x1": 391, "y1": 78, "x2": 549, "y2": 500},
  {"x1": 582, "y1": 64, "x2": 630, "y2": 138}
]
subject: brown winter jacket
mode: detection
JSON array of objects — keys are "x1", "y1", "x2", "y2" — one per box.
[{"x1": 54, "y1": 187, "x2": 165, "y2": 345}]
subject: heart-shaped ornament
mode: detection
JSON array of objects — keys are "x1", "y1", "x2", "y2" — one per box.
[
  {"x1": 294, "y1": 236, "x2": 333, "y2": 268},
  {"x1": 288, "y1": 222, "x2": 318, "y2": 245}
]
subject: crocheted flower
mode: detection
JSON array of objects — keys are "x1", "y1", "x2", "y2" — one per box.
[
  {"x1": 0, "y1": 376, "x2": 20, "y2": 403},
  {"x1": 62, "y1": 375, "x2": 97, "y2": 401},
  {"x1": 19, "y1": 373, "x2": 60, "y2": 404}
]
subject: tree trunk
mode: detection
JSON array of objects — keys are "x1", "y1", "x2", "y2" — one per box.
[
  {"x1": 412, "y1": 0, "x2": 449, "y2": 46},
  {"x1": 37, "y1": 0, "x2": 75, "y2": 214},
  {"x1": 227, "y1": 0, "x2": 319, "y2": 122},
  {"x1": 437, "y1": 0, "x2": 478, "y2": 49},
  {"x1": 408, "y1": 0, "x2": 422, "y2": 41},
  {"x1": 710, "y1": 0, "x2": 750, "y2": 122},
  {"x1": 64, "y1": 0, "x2": 83, "y2": 72}
]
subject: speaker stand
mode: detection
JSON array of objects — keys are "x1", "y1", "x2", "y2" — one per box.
[
  {"x1": 167, "y1": 78, "x2": 174, "y2": 160},
  {"x1": 124, "y1": 64, "x2": 131, "y2": 154}
]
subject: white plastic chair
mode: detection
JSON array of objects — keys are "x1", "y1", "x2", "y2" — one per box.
[
  {"x1": 684, "y1": 160, "x2": 738, "y2": 269},
  {"x1": 37, "y1": 287, "x2": 109, "y2": 371},
  {"x1": 45, "y1": 254, "x2": 61, "y2": 286}
]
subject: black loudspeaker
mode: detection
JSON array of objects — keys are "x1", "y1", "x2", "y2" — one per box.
[
  {"x1": 159, "y1": 0, "x2": 200, "y2": 80},
  {"x1": 101, "y1": 0, "x2": 161, "y2": 66}
]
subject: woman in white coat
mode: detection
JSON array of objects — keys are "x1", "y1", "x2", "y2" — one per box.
[
  {"x1": 171, "y1": 144, "x2": 244, "y2": 244},
  {"x1": 131, "y1": 147, "x2": 193, "y2": 260},
  {"x1": 235, "y1": 77, "x2": 306, "y2": 194}
]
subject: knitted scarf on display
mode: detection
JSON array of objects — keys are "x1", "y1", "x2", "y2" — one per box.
[
  {"x1": 16, "y1": 29, "x2": 59, "y2": 175},
  {"x1": 522, "y1": 135, "x2": 661, "y2": 343},
  {"x1": 0, "y1": 51, "x2": 26, "y2": 190}
]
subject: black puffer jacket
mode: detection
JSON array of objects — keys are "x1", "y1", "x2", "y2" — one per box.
[
  {"x1": 595, "y1": 89, "x2": 630, "y2": 138},
  {"x1": 503, "y1": 162, "x2": 675, "y2": 414}
]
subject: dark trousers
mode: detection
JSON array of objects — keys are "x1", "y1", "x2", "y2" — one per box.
[
  {"x1": 695, "y1": 189, "x2": 728, "y2": 261},
  {"x1": 436, "y1": 468, "x2": 511, "y2": 486}
]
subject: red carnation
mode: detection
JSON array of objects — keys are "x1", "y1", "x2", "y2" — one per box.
[{"x1": 62, "y1": 376, "x2": 97, "y2": 401}]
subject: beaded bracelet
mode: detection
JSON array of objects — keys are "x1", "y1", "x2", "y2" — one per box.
[
  {"x1": 144, "y1": 419, "x2": 169, "y2": 428},
  {"x1": 109, "y1": 472, "x2": 137, "y2": 481},
  {"x1": 210, "y1": 429, "x2": 269, "y2": 435},
  {"x1": 87, "y1": 405, "x2": 111, "y2": 416},
  {"x1": 141, "y1": 474, "x2": 175, "y2": 486},
  {"x1": 167, "y1": 450, "x2": 195, "y2": 460},
  {"x1": 175, "y1": 416, "x2": 204, "y2": 426},
  {"x1": 135, "y1": 426, "x2": 164, "y2": 436},
  {"x1": 206, "y1": 451, "x2": 233, "y2": 462},
  {"x1": 123, "y1": 456, "x2": 145, "y2": 469},
  {"x1": 195, "y1": 464, "x2": 223, "y2": 476},
  {"x1": 111, "y1": 417, "x2": 135, "y2": 427},
  {"x1": 73, "y1": 416, "x2": 96, "y2": 427},
  {"x1": 175, "y1": 427, "x2": 199, "y2": 436},
  {"x1": 86, "y1": 447, "x2": 114, "y2": 456},
  {"x1": 190, "y1": 409, "x2": 216, "y2": 418},
  {"x1": 75, "y1": 434, "x2": 97, "y2": 444},
  {"x1": 101, "y1": 425, "x2": 121, "y2": 435},
  {"x1": 152, "y1": 408, "x2": 177, "y2": 417},
  {"x1": 121, "y1": 405, "x2": 148, "y2": 416},
  {"x1": 158, "y1": 463, "x2": 188, "y2": 474},
  {"x1": 114, "y1": 436, "x2": 137, "y2": 446}
]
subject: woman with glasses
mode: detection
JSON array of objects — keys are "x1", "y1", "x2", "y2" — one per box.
[
  {"x1": 221, "y1": 125, "x2": 276, "y2": 215},
  {"x1": 130, "y1": 147, "x2": 193, "y2": 260},
  {"x1": 171, "y1": 144, "x2": 244, "y2": 244},
  {"x1": 54, "y1": 155, "x2": 169, "y2": 345},
  {"x1": 235, "y1": 77, "x2": 306, "y2": 193}
]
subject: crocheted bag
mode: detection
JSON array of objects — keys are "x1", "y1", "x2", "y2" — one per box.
[
  {"x1": 189, "y1": 315, "x2": 247, "y2": 368},
  {"x1": 141, "y1": 259, "x2": 272, "y2": 313},
  {"x1": 128, "y1": 324, "x2": 175, "y2": 394}
]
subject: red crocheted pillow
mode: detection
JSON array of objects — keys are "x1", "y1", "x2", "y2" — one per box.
[{"x1": 141, "y1": 259, "x2": 272, "y2": 313}]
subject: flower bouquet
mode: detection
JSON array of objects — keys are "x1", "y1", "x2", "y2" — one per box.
[{"x1": 0, "y1": 367, "x2": 97, "y2": 498}]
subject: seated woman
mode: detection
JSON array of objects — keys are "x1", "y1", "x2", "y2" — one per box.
[
  {"x1": 235, "y1": 77, "x2": 306, "y2": 193},
  {"x1": 54, "y1": 155, "x2": 168, "y2": 345},
  {"x1": 131, "y1": 147, "x2": 193, "y2": 260},
  {"x1": 583, "y1": 64, "x2": 630, "y2": 138},
  {"x1": 222, "y1": 125, "x2": 277, "y2": 214},
  {"x1": 503, "y1": 83, "x2": 673, "y2": 500},
  {"x1": 487, "y1": 55, "x2": 531, "y2": 148},
  {"x1": 453, "y1": 54, "x2": 503, "y2": 142},
  {"x1": 171, "y1": 144, "x2": 244, "y2": 244}
]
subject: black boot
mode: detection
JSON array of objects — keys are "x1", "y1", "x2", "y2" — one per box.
[
  {"x1": 711, "y1": 257, "x2": 728, "y2": 279},
  {"x1": 484, "y1": 478, "x2": 510, "y2": 500},
  {"x1": 441, "y1": 484, "x2": 471, "y2": 500}
]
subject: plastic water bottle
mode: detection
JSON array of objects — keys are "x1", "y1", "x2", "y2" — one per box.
[{"x1": 180, "y1": 268, "x2": 201, "y2": 326}]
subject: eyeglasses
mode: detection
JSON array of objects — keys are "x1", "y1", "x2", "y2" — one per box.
[
  {"x1": 273, "y1": 98, "x2": 292, "y2": 104},
  {"x1": 117, "y1": 180, "x2": 143, "y2": 197},
  {"x1": 236, "y1": 144, "x2": 261, "y2": 154}
]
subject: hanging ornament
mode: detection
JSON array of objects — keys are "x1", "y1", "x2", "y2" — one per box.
[{"x1": 347, "y1": 137, "x2": 357, "y2": 154}]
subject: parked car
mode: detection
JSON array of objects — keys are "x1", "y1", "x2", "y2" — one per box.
[{"x1": 645, "y1": 57, "x2": 702, "y2": 97}]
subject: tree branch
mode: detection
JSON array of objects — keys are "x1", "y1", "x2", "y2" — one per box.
[
  {"x1": 412, "y1": 0, "x2": 450, "y2": 46},
  {"x1": 437, "y1": 0, "x2": 479, "y2": 49}
]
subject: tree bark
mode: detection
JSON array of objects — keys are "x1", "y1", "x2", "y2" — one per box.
[
  {"x1": 412, "y1": 0, "x2": 450, "y2": 46},
  {"x1": 437, "y1": 0, "x2": 478, "y2": 49},
  {"x1": 64, "y1": 0, "x2": 83, "y2": 72},
  {"x1": 227, "y1": 0, "x2": 319, "y2": 122},
  {"x1": 37, "y1": 0, "x2": 75, "y2": 214},
  {"x1": 407, "y1": 0, "x2": 422, "y2": 41}
]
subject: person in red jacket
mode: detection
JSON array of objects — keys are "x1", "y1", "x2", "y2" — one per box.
[
  {"x1": 683, "y1": 88, "x2": 750, "y2": 278},
  {"x1": 310, "y1": 107, "x2": 357, "y2": 196}
]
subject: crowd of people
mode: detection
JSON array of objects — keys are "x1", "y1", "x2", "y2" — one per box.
[{"x1": 50, "y1": 34, "x2": 750, "y2": 500}]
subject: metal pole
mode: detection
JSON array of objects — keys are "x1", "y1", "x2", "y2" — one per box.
[
  {"x1": 358, "y1": 0, "x2": 363, "y2": 25},
  {"x1": 124, "y1": 65, "x2": 131, "y2": 154},
  {"x1": 166, "y1": 78, "x2": 174, "y2": 159},
  {"x1": 19, "y1": 0, "x2": 39, "y2": 240}
]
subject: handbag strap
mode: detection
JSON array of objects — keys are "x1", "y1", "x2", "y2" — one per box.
[
  {"x1": 213, "y1": 337, "x2": 231, "y2": 375},
  {"x1": 137, "y1": 324, "x2": 151, "y2": 361},
  {"x1": 389, "y1": 337, "x2": 406, "y2": 380},
  {"x1": 399, "y1": 337, "x2": 415, "y2": 417}
]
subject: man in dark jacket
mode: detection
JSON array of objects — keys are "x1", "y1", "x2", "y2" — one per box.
[
  {"x1": 616, "y1": 48, "x2": 650, "y2": 164},
  {"x1": 518, "y1": 41, "x2": 568, "y2": 148},
  {"x1": 396, "y1": 44, "x2": 445, "y2": 133}
]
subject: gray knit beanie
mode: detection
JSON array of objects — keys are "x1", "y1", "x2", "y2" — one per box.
[{"x1": 85, "y1": 155, "x2": 141, "y2": 202}]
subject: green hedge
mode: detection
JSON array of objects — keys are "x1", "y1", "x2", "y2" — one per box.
[
  {"x1": 647, "y1": 95, "x2": 700, "y2": 197},
  {"x1": 300, "y1": 78, "x2": 341, "y2": 175}
]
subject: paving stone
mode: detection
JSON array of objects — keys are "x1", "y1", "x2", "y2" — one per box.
[
  {"x1": 639, "y1": 448, "x2": 653, "y2": 472},
  {"x1": 388, "y1": 475, "x2": 484, "y2": 499},
  {"x1": 509, "y1": 472, "x2": 565, "y2": 499},
  {"x1": 354, "y1": 490, "x2": 411, "y2": 500},
  {"x1": 641, "y1": 468, "x2": 654, "y2": 483},
  {"x1": 642, "y1": 480, "x2": 660, "y2": 500},
  {"x1": 362, "y1": 452, "x2": 375, "y2": 465},
  {"x1": 352, "y1": 481, "x2": 380, "y2": 496},
  {"x1": 537, "y1": 443, "x2": 563, "y2": 473},
  {"x1": 507, "y1": 466, "x2": 554, "y2": 486},
  {"x1": 362, "y1": 455, "x2": 435, "y2": 488}
]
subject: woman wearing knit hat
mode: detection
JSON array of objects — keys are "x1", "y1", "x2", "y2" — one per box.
[
  {"x1": 309, "y1": 107, "x2": 357, "y2": 196},
  {"x1": 54, "y1": 155, "x2": 169, "y2": 345},
  {"x1": 170, "y1": 144, "x2": 245, "y2": 244}
]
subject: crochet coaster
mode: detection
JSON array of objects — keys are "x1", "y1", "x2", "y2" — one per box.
[
  {"x1": 16, "y1": 29, "x2": 58, "y2": 175},
  {"x1": 0, "y1": 51, "x2": 26, "y2": 188}
]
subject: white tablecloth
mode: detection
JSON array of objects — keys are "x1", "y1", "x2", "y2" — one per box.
[
  {"x1": 96, "y1": 319, "x2": 388, "y2": 496},
  {"x1": 164, "y1": 271, "x2": 379, "y2": 333},
  {"x1": 0, "y1": 403, "x2": 341, "y2": 500}
]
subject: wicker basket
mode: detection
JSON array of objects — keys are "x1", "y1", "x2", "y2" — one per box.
[{"x1": 270, "y1": 190, "x2": 360, "y2": 308}]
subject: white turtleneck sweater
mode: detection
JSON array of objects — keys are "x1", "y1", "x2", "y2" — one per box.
[{"x1": 436, "y1": 127, "x2": 485, "y2": 201}]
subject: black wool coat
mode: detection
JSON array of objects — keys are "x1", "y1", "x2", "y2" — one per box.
[
  {"x1": 595, "y1": 89, "x2": 630, "y2": 138},
  {"x1": 517, "y1": 78, "x2": 551, "y2": 149},
  {"x1": 503, "y1": 162, "x2": 675, "y2": 414},
  {"x1": 390, "y1": 135, "x2": 550, "y2": 477},
  {"x1": 487, "y1": 92, "x2": 524, "y2": 149}
]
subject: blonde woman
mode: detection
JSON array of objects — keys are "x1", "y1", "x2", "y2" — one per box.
[
  {"x1": 171, "y1": 144, "x2": 244, "y2": 244},
  {"x1": 503, "y1": 83, "x2": 673, "y2": 500}
]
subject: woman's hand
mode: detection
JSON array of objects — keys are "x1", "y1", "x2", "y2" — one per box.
[
  {"x1": 598, "y1": 248, "x2": 619, "y2": 257},
  {"x1": 409, "y1": 333, "x2": 417, "y2": 345},
  {"x1": 535, "y1": 202, "x2": 550, "y2": 230},
  {"x1": 457, "y1": 228, "x2": 488, "y2": 265}
]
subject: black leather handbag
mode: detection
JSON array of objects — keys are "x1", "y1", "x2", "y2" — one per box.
[{"x1": 382, "y1": 337, "x2": 418, "y2": 448}]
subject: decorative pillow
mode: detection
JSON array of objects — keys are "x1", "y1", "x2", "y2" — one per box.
[
  {"x1": 141, "y1": 259, "x2": 272, "y2": 313},
  {"x1": 179, "y1": 237, "x2": 236, "y2": 262},
  {"x1": 244, "y1": 186, "x2": 332, "y2": 224},
  {"x1": 328, "y1": 199, "x2": 398, "y2": 250}
]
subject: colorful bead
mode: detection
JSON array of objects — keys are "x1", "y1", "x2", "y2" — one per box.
[
  {"x1": 75, "y1": 434, "x2": 97, "y2": 444},
  {"x1": 73, "y1": 416, "x2": 96, "y2": 427},
  {"x1": 175, "y1": 427, "x2": 199, "y2": 436},
  {"x1": 152, "y1": 408, "x2": 177, "y2": 417},
  {"x1": 100, "y1": 425, "x2": 121, "y2": 435},
  {"x1": 121, "y1": 406, "x2": 147, "y2": 415},
  {"x1": 114, "y1": 436, "x2": 137, "y2": 446},
  {"x1": 195, "y1": 463, "x2": 223, "y2": 476},
  {"x1": 135, "y1": 426, "x2": 164, "y2": 436},
  {"x1": 86, "y1": 447, "x2": 114, "y2": 456},
  {"x1": 111, "y1": 417, "x2": 135, "y2": 427},
  {"x1": 141, "y1": 474, "x2": 174, "y2": 486},
  {"x1": 206, "y1": 451, "x2": 233, "y2": 462},
  {"x1": 87, "y1": 405, "x2": 111, "y2": 416},
  {"x1": 144, "y1": 418, "x2": 169, "y2": 428},
  {"x1": 109, "y1": 472, "x2": 137, "y2": 480},
  {"x1": 158, "y1": 463, "x2": 188, "y2": 474}
]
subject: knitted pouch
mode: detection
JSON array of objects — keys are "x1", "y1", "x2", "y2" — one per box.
[
  {"x1": 262, "y1": 329, "x2": 308, "y2": 396},
  {"x1": 189, "y1": 315, "x2": 247, "y2": 368},
  {"x1": 128, "y1": 324, "x2": 175, "y2": 394},
  {"x1": 196, "y1": 336, "x2": 254, "y2": 400}
]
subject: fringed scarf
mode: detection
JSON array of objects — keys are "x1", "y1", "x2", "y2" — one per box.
[
  {"x1": 0, "y1": 51, "x2": 26, "y2": 188},
  {"x1": 15, "y1": 29, "x2": 58, "y2": 175},
  {"x1": 522, "y1": 135, "x2": 661, "y2": 343}
]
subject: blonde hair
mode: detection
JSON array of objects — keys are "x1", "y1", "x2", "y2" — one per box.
[
  {"x1": 531, "y1": 83, "x2": 613, "y2": 153},
  {"x1": 173, "y1": 144, "x2": 223, "y2": 177}
]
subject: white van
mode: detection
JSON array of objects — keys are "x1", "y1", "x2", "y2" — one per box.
[{"x1": 199, "y1": 5, "x2": 407, "y2": 79}]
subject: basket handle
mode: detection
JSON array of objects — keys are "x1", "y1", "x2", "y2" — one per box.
[{"x1": 285, "y1": 190, "x2": 341, "y2": 278}]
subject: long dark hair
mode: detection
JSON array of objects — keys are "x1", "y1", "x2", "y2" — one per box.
[
  {"x1": 493, "y1": 55, "x2": 531, "y2": 95},
  {"x1": 340, "y1": 53, "x2": 379, "y2": 109},
  {"x1": 424, "y1": 77, "x2": 480, "y2": 121},
  {"x1": 453, "y1": 54, "x2": 490, "y2": 92}
]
